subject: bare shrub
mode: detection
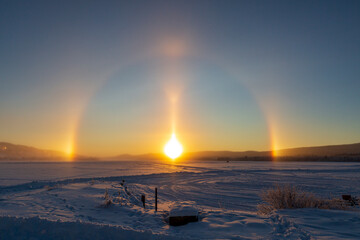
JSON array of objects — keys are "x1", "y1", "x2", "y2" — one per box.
[
  {"x1": 113, "y1": 191, "x2": 122, "y2": 206},
  {"x1": 100, "y1": 188, "x2": 112, "y2": 208},
  {"x1": 257, "y1": 185, "x2": 348, "y2": 215},
  {"x1": 104, "y1": 188, "x2": 109, "y2": 200}
]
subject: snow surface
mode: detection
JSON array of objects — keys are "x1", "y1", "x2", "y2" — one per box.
[{"x1": 0, "y1": 161, "x2": 360, "y2": 239}]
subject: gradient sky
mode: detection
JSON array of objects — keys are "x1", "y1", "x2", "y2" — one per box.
[{"x1": 1, "y1": 0, "x2": 359, "y2": 157}]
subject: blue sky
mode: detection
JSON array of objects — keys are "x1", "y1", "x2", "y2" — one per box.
[{"x1": 1, "y1": 0, "x2": 359, "y2": 156}]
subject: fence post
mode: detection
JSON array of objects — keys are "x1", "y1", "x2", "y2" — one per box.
[{"x1": 141, "y1": 194, "x2": 146, "y2": 209}]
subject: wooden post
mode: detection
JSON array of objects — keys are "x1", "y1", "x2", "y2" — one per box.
[
  {"x1": 141, "y1": 194, "x2": 146, "y2": 209},
  {"x1": 155, "y1": 187, "x2": 158, "y2": 212}
]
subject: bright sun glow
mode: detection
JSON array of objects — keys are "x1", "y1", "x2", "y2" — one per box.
[{"x1": 164, "y1": 133, "x2": 183, "y2": 160}]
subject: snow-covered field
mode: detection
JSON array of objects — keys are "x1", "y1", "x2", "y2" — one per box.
[{"x1": 1, "y1": 160, "x2": 360, "y2": 239}]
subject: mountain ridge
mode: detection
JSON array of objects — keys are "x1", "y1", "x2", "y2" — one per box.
[
  {"x1": 1, "y1": 141, "x2": 360, "y2": 161},
  {"x1": 108, "y1": 142, "x2": 360, "y2": 161},
  {"x1": 0, "y1": 142, "x2": 95, "y2": 161}
]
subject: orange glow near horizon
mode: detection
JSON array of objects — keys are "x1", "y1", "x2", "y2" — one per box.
[
  {"x1": 65, "y1": 136, "x2": 75, "y2": 160},
  {"x1": 269, "y1": 122, "x2": 279, "y2": 159}
]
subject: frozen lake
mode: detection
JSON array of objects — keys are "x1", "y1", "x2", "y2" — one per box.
[
  {"x1": 1, "y1": 160, "x2": 360, "y2": 187},
  {"x1": 1, "y1": 160, "x2": 360, "y2": 239}
]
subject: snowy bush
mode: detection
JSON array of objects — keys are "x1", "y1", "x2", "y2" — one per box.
[
  {"x1": 257, "y1": 185, "x2": 347, "y2": 214},
  {"x1": 100, "y1": 188, "x2": 112, "y2": 208}
]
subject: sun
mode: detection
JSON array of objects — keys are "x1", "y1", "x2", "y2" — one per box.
[{"x1": 164, "y1": 133, "x2": 183, "y2": 160}]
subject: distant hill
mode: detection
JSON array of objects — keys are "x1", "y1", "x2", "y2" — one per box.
[
  {"x1": 108, "y1": 142, "x2": 360, "y2": 161},
  {"x1": 274, "y1": 143, "x2": 360, "y2": 157},
  {"x1": 107, "y1": 150, "x2": 271, "y2": 161},
  {"x1": 2, "y1": 141, "x2": 360, "y2": 161},
  {"x1": 0, "y1": 142, "x2": 94, "y2": 161}
]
